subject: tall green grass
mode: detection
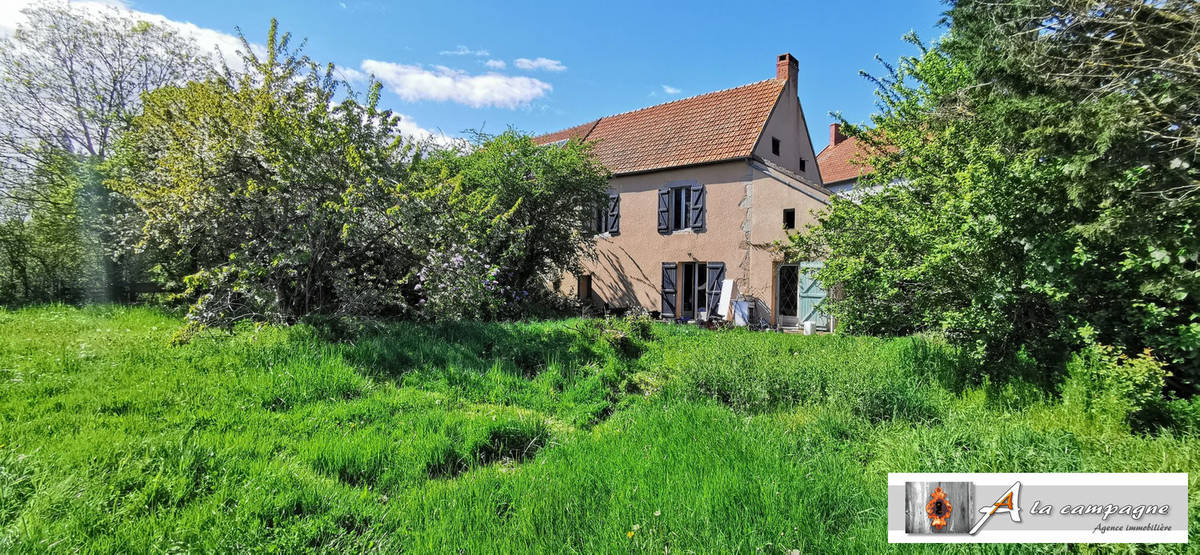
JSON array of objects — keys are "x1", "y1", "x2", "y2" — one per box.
[{"x1": 0, "y1": 305, "x2": 1196, "y2": 552}]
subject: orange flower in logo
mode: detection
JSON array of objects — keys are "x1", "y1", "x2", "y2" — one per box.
[{"x1": 925, "y1": 486, "x2": 952, "y2": 529}]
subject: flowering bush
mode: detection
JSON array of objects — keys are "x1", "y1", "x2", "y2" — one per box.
[
  {"x1": 416, "y1": 245, "x2": 507, "y2": 320},
  {"x1": 116, "y1": 22, "x2": 608, "y2": 329}
]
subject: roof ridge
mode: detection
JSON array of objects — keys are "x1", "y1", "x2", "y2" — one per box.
[
  {"x1": 598, "y1": 78, "x2": 782, "y2": 120},
  {"x1": 537, "y1": 118, "x2": 601, "y2": 142},
  {"x1": 533, "y1": 77, "x2": 786, "y2": 175},
  {"x1": 538, "y1": 79, "x2": 782, "y2": 137}
]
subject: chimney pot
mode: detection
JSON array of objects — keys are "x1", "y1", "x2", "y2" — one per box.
[
  {"x1": 776, "y1": 53, "x2": 797, "y2": 88},
  {"x1": 830, "y1": 123, "x2": 846, "y2": 146}
]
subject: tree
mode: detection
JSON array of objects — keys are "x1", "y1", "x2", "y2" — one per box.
[
  {"x1": 787, "y1": 0, "x2": 1200, "y2": 389},
  {"x1": 949, "y1": 0, "x2": 1199, "y2": 197},
  {"x1": 115, "y1": 20, "x2": 417, "y2": 324},
  {"x1": 0, "y1": 0, "x2": 209, "y2": 302},
  {"x1": 413, "y1": 131, "x2": 610, "y2": 318},
  {"x1": 116, "y1": 20, "x2": 611, "y2": 326}
]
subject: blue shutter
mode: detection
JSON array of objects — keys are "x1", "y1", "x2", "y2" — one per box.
[
  {"x1": 705, "y1": 262, "x2": 725, "y2": 316},
  {"x1": 657, "y1": 188, "x2": 670, "y2": 233},
  {"x1": 661, "y1": 262, "x2": 677, "y2": 318},
  {"x1": 689, "y1": 183, "x2": 705, "y2": 230},
  {"x1": 607, "y1": 193, "x2": 620, "y2": 235}
]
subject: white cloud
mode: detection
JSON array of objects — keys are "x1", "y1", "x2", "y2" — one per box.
[
  {"x1": 662, "y1": 85, "x2": 682, "y2": 95},
  {"x1": 439, "y1": 45, "x2": 489, "y2": 57},
  {"x1": 361, "y1": 60, "x2": 552, "y2": 109},
  {"x1": 396, "y1": 113, "x2": 455, "y2": 146},
  {"x1": 0, "y1": 0, "x2": 125, "y2": 37},
  {"x1": 513, "y1": 57, "x2": 566, "y2": 72},
  {"x1": 484, "y1": 59, "x2": 506, "y2": 69},
  {"x1": 0, "y1": 0, "x2": 263, "y2": 69}
]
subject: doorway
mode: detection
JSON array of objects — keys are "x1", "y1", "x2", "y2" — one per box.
[
  {"x1": 679, "y1": 261, "x2": 708, "y2": 319},
  {"x1": 776, "y1": 262, "x2": 828, "y2": 330}
]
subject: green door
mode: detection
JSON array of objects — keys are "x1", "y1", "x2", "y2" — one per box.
[{"x1": 798, "y1": 262, "x2": 829, "y2": 331}]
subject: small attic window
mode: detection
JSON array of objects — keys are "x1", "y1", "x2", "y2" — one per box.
[
  {"x1": 771, "y1": 137, "x2": 781, "y2": 156},
  {"x1": 783, "y1": 208, "x2": 796, "y2": 229},
  {"x1": 798, "y1": 158, "x2": 806, "y2": 172}
]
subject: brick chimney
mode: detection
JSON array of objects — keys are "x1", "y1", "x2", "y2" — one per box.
[
  {"x1": 776, "y1": 53, "x2": 797, "y2": 89},
  {"x1": 829, "y1": 123, "x2": 847, "y2": 147}
]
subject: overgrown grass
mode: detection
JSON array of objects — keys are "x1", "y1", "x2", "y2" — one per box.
[{"x1": 0, "y1": 305, "x2": 1196, "y2": 552}]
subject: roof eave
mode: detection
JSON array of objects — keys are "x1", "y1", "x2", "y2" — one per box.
[{"x1": 750, "y1": 155, "x2": 833, "y2": 197}]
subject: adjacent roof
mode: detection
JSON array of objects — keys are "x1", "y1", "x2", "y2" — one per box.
[
  {"x1": 534, "y1": 79, "x2": 785, "y2": 175},
  {"x1": 816, "y1": 135, "x2": 874, "y2": 185}
]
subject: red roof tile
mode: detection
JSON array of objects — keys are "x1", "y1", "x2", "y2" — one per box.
[
  {"x1": 816, "y1": 135, "x2": 875, "y2": 185},
  {"x1": 535, "y1": 80, "x2": 785, "y2": 175}
]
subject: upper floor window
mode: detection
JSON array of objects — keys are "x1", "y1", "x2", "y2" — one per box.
[
  {"x1": 595, "y1": 192, "x2": 620, "y2": 235},
  {"x1": 658, "y1": 182, "x2": 705, "y2": 233},
  {"x1": 798, "y1": 158, "x2": 806, "y2": 172},
  {"x1": 783, "y1": 208, "x2": 796, "y2": 229},
  {"x1": 771, "y1": 137, "x2": 781, "y2": 156}
]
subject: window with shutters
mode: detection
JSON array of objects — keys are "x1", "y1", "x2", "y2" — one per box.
[
  {"x1": 661, "y1": 260, "x2": 725, "y2": 320},
  {"x1": 595, "y1": 192, "x2": 620, "y2": 235},
  {"x1": 657, "y1": 182, "x2": 705, "y2": 233}
]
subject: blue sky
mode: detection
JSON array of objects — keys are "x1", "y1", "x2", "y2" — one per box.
[{"x1": 6, "y1": 0, "x2": 949, "y2": 149}]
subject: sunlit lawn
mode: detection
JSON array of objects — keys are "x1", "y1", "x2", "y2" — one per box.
[{"x1": 0, "y1": 305, "x2": 1196, "y2": 552}]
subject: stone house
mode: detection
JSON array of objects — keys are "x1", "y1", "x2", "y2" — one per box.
[{"x1": 536, "y1": 53, "x2": 833, "y2": 330}]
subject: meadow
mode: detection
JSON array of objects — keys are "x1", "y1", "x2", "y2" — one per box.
[{"x1": 0, "y1": 305, "x2": 1197, "y2": 553}]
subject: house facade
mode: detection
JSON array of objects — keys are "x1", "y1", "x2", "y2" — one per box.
[{"x1": 537, "y1": 54, "x2": 833, "y2": 330}]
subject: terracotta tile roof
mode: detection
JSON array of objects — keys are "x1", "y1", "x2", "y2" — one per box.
[
  {"x1": 535, "y1": 79, "x2": 785, "y2": 175},
  {"x1": 816, "y1": 135, "x2": 875, "y2": 185}
]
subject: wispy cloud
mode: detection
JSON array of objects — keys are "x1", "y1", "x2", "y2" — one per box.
[
  {"x1": 439, "y1": 45, "x2": 489, "y2": 57},
  {"x1": 335, "y1": 66, "x2": 370, "y2": 83},
  {"x1": 662, "y1": 85, "x2": 682, "y2": 94},
  {"x1": 396, "y1": 113, "x2": 455, "y2": 146},
  {"x1": 514, "y1": 57, "x2": 566, "y2": 72},
  {"x1": 484, "y1": 59, "x2": 506, "y2": 69},
  {"x1": 361, "y1": 60, "x2": 552, "y2": 109}
]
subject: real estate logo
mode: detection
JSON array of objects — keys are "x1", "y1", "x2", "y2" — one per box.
[
  {"x1": 968, "y1": 481, "x2": 1022, "y2": 535},
  {"x1": 890, "y1": 473, "x2": 1187, "y2": 543},
  {"x1": 924, "y1": 486, "x2": 952, "y2": 530}
]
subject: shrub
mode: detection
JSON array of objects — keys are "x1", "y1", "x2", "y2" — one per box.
[{"x1": 1061, "y1": 334, "x2": 1168, "y2": 430}]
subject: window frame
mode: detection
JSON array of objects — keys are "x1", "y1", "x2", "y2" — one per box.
[
  {"x1": 658, "y1": 181, "x2": 704, "y2": 234},
  {"x1": 594, "y1": 192, "x2": 619, "y2": 235},
  {"x1": 670, "y1": 186, "x2": 690, "y2": 231},
  {"x1": 663, "y1": 260, "x2": 724, "y2": 321},
  {"x1": 783, "y1": 208, "x2": 796, "y2": 230},
  {"x1": 771, "y1": 137, "x2": 781, "y2": 156}
]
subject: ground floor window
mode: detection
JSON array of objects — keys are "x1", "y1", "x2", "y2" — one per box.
[{"x1": 576, "y1": 274, "x2": 592, "y2": 301}]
